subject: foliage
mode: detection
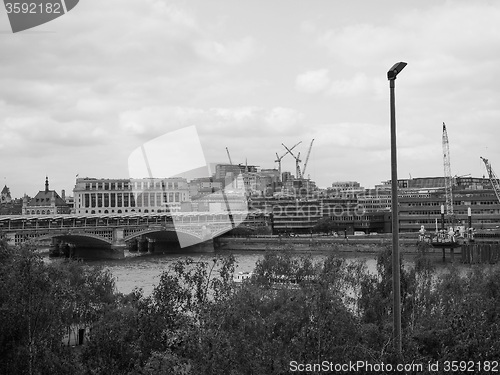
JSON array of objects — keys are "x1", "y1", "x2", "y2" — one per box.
[
  {"x1": 0, "y1": 242, "x2": 116, "y2": 375},
  {"x1": 312, "y1": 217, "x2": 336, "y2": 234},
  {"x1": 5, "y1": 239, "x2": 500, "y2": 374}
]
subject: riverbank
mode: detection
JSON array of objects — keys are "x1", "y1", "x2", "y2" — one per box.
[{"x1": 216, "y1": 235, "x2": 430, "y2": 254}]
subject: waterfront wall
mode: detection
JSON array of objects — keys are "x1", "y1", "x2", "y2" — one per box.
[{"x1": 216, "y1": 236, "x2": 426, "y2": 253}]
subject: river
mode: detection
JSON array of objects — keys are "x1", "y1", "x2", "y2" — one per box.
[{"x1": 78, "y1": 248, "x2": 457, "y2": 295}]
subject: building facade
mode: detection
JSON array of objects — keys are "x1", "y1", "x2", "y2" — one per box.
[
  {"x1": 22, "y1": 177, "x2": 71, "y2": 215},
  {"x1": 73, "y1": 177, "x2": 189, "y2": 214}
]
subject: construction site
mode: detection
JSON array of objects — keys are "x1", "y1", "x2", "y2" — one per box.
[{"x1": 211, "y1": 124, "x2": 500, "y2": 240}]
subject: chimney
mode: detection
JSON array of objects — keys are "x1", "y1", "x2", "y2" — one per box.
[
  {"x1": 61, "y1": 189, "x2": 66, "y2": 200},
  {"x1": 45, "y1": 176, "x2": 49, "y2": 193}
]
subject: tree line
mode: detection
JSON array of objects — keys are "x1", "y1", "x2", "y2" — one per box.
[{"x1": 1, "y1": 239, "x2": 500, "y2": 374}]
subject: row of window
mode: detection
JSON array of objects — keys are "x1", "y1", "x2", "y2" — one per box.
[
  {"x1": 78, "y1": 192, "x2": 186, "y2": 209},
  {"x1": 83, "y1": 181, "x2": 187, "y2": 191},
  {"x1": 403, "y1": 210, "x2": 499, "y2": 216},
  {"x1": 84, "y1": 208, "x2": 173, "y2": 214},
  {"x1": 25, "y1": 210, "x2": 53, "y2": 215}
]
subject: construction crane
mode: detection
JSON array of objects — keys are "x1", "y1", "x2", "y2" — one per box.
[
  {"x1": 275, "y1": 141, "x2": 301, "y2": 181},
  {"x1": 226, "y1": 147, "x2": 233, "y2": 165},
  {"x1": 480, "y1": 157, "x2": 500, "y2": 204},
  {"x1": 442, "y1": 122, "x2": 454, "y2": 221},
  {"x1": 282, "y1": 143, "x2": 302, "y2": 178},
  {"x1": 301, "y1": 139, "x2": 315, "y2": 178}
]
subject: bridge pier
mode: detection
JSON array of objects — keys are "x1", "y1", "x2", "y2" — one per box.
[
  {"x1": 128, "y1": 239, "x2": 138, "y2": 252},
  {"x1": 109, "y1": 243, "x2": 126, "y2": 259},
  {"x1": 138, "y1": 237, "x2": 148, "y2": 252},
  {"x1": 147, "y1": 238, "x2": 156, "y2": 253}
]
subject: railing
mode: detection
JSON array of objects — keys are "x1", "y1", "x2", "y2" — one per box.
[{"x1": 0, "y1": 211, "x2": 259, "y2": 232}]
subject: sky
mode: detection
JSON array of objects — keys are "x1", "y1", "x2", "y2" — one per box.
[{"x1": 1, "y1": 0, "x2": 500, "y2": 197}]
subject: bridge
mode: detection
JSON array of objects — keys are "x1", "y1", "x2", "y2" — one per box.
[{"x1": 0, "y1": 211, "x2": 268, "y2": 259}]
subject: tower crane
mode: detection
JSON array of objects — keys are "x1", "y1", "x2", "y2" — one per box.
[
  {"x1": 442, "y1": 122, "x2": 454, "y2": 222},
  {"x1": 480, "y1": 157, "x2": 500, "y2": 204},
  {"x1": 282, "y1": 143, "x2": 302, "y2": 178},
  {"x1": 226, "y1": 147, "x2": 233, "y2": 165},
  {"x1": 275, "y1": 141, "x2": 301, "y2": 181},
  {"x1": 301, "y1": 139, "x2": 315, "y2": 178}
]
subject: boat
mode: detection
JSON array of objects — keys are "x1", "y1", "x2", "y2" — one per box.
[
  {"x1": 233, "y1": 271, "x2": 253, "y2": 283},
  {"x1": 418, "y1": 225, "x2": 464, "y2": 248}
]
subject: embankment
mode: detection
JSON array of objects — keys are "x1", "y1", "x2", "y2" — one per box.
[{"x1": 216, "y1": 235, "x2": 431, "y2": 254}]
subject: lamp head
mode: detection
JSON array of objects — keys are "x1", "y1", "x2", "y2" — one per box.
[{"x1": 387, "y1": 62, "x2": 407, "y2": 80}]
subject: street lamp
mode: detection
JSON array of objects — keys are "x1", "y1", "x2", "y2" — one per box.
[{"x1": 387, "y1": 61, "x2": 407, "y2": 356}]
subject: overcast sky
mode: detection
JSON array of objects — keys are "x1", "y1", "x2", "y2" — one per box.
[{"x1": 1, "y1": 0, "x2": 500, "y2": 197}]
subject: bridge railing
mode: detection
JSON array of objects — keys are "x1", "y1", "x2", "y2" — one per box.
[{"x1": 0, "y1": 211, "x2": 259, "y2": 232}]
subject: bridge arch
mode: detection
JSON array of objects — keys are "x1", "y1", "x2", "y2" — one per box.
[
  {"x1": 124, "y1": 227, "x2": 203, "y2": 244},
  {"x1": 36, "y1": 232, "x2": 113, "y2": 246}
]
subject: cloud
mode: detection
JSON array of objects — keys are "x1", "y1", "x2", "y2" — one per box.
[
  {"x1": 295, "y1": 69, "x2": 330, "y2": 94},
  {"x1": 1, "y1": 115, "x2": 109, "y2": 151},
  {"x1": 315, "y1": 3, "x2": 500, "y2": 89},
  {"x1": 327, "y1": 73, "x2": 371, "y2": 97},
  {"x1": 194, "y1": 36, "x2": 257, "y2": 64},
  {"x1": 119, "y1": 106, "x2": 305, "y2": 138}
]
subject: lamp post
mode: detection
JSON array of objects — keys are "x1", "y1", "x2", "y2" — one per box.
[{"x1": 387, "y1": 61, "x2": 407, "y2": 356}]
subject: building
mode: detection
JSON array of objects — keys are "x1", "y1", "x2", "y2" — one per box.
[
  {"x1": 72, "y1": 177, "x2": 189, "y2": 214},
  {"x1": 0, "y1": 185, "x2": 22, "y2": 215},
  {"x1": 188, "y1": 177, "x2": 224, "y2": 198},
  {"x1": 182, "y1": 191, "x2": 248, "y2": 213},
  {"x1": 215, "y1": 164, "x2": 257, "y2": 180},
  {"x1": 398, "y1": 186, "x2": 500, "y2": 232},
  {"x1": 357, "y1": 188, "x2": 392, "y2": 213},
  {"x1": 22, "y1": 177, "x2": 71, "y2": 215},
  {"x1": 271, "y1": 199, "x2": 323, "y2": 234},
  {"x1": 1, "y1": 185, "x2": 12, "y2": 204},
  {"x1": 382, "y1": 176, "x2": 500, "y2": 232},
  {"x1": 328, "y1": 181, "x2": 364, "y2": 198}
]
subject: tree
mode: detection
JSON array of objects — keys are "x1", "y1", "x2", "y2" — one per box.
[
  {"x1": 0, "y1": 244, "x2": 80, "y2": 374},
  {"x1": 0, "y1": 242, "x2": 118, "y2": 375},
  {"x1": 312, "y1": 217, "x2": 335, "y2": 234}
]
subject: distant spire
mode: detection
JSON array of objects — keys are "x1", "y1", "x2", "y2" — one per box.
[{"x1": 45, "y1": 176, "x2": 49, "y2": 193}]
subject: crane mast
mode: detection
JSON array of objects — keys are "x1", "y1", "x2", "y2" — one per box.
[
  {"x1": 301, "y1": 139, "x2": 315, "y2": 178},
  {"x1": 226, "y1": 147, "x2": 233, "y2": 165},
  {"x1": 275, "y1": 141, "x2": 301, "y2": 182},
  {"x1": 281, "y1": 143, "x2": 302, "y2": 178},
  {"x1": 480, "y1": 157, "x2": 500, "y2": 204},
  {"x1": 442, "y1": 122, "x2": 454, "y2": 219}
]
